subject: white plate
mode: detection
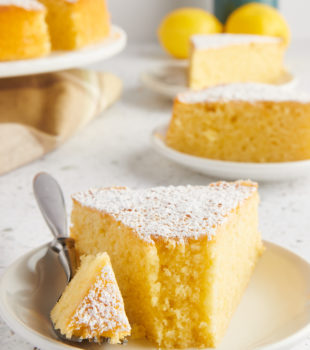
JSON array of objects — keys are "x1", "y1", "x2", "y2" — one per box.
[
  {"x1": 152, "y1": 124, "x2": 310, "y2": 181},
  {"x1": 141, "y1": 62, "x2": 298, "y2": 99},
  {"x1": 0, "y1": 241, "x2": 310, "y2": 350},
  {"x1": 0, "y1": 25, "x2": 126, "y2": 78}
]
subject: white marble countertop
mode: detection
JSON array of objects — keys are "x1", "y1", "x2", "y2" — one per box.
[{"x1": 0, "y1": 42, "x2": 310, "y2": 349}]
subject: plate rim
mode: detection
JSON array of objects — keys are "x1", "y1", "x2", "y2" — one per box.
[
  {"x1": 0, "y1": 244, "x2": 76, "y2": 350},
  {"x1": 0, "y1": 25, "x2": 127, "y2": 78},
  {"x1": 0, "y1": 241, "x2": 310, "y2": 350},
  {"x1": 151, "y1": 123, "x2": 310, "y2": 170}
]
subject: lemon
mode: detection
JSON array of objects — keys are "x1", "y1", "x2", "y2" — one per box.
[
  {"x1": 225, "y1": 3, "x2": 290, "y2": 45},
  {"x1": 158, "y1": 8, "x2": 223, "y2": 59}
]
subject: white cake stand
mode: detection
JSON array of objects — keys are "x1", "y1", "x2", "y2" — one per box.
[{"x1": 0, "y1": 25, "x2": 126, "y2": 78}]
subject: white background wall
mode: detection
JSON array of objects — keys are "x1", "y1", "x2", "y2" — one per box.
[{"x1": 107, "y1": 0, "x2": 310, "y2": 42}]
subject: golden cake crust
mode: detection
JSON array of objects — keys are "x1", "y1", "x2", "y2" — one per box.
[{"x1": 0, "y1": 0, "x2": 50, "y2": 61}]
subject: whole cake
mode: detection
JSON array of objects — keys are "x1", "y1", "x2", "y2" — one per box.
[
  {"x1": 189, "y1": 34, "x2": 286, "y2": 89},
  {"x1": 39, "y1": 0, "x2": 110, "y2": 50},
  {"x1": 166, "y1": 83, "x2": 310, "y2": 162},
  {"x1": 70, "y1": 181, "x2": 264, "y2": 348},
  {"x1": 51, "y1": 253, "x2": 131, "y2": 344},
  {"x1": 0, "y1": 0, "x2": 50, "y2": 61},
  {"x1": 0, "y1": 0, "x2": 110, "y2": 61}
]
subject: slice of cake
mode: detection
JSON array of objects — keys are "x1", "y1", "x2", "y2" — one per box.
[
  {"x1": 0, "y1": 0, "x2": 50, "y2": 61},
  {"x1": 38, "y1": 0, "x2": 110, "y2": 50},
  {"x1": 189, "y1": 34, "x2": 286, "y2": 89},
  {"x1": 70, "y1": 181, "x2": 264, "y2": 348},
  {"x1": 51, "y1": 253, "x2": 131, "y2": 344},
  {"x1": 166, "y1": 83, "x2": 310, "y2": 163}
]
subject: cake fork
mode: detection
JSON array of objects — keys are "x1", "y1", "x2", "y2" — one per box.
[{"x1": 33, "y1": 172, "x2": 116, "y2": 344}]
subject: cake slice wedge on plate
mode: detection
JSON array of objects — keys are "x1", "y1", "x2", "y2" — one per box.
[
  {"x1": 166, "y1": 83, "x2": 310, "y2": 163},
  {"x1": 70, "y1": 181, "x2": 264, "y2": 348},
  {"x1": 189, "y1": 34, "x2": 286, "y2": 89}
]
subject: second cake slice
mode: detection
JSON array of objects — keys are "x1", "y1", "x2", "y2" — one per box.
[
  {"x1": 166, "y1": 83, "x2": 310, "y2": 162},
  {"x1": 189, "y1": 34, "x2": 286, "y2": 89}
]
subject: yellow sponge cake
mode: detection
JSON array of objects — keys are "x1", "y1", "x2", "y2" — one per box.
[
  {"x1": 70, "y1": 181, "x2": 263, "y2": 348},
  {"x1": 166, "y1": 83, "x2": 310, "y2": 162},
  {"x1": 51, "y1": 253, "x2": 131, "y2": 344},
  {"x1": 38, "y1": 0, "x2": 110, "y2": 50},
  {"x1": 189, "y1": 34, "x2": 286, "y2": 89},
  {"x1": 0, "y1": 0, "x2": 50, "y2": 61}
]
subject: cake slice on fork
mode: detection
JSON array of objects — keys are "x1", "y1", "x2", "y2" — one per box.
[{"x1": 51, "y1": 252, "x2": 131, "y2": 344}]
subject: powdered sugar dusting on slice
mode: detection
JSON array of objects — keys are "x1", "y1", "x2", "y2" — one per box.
[
  {"x1": 73, "y1": 181, "x2": 257, "y2": 244},
  {"x1": 0, "y1": 0, "x2": 44, "y2": 10},
  {"x1": 178, "y1": 83, "x2": 310, "y2": 104},
  {"x1": 69, "y1": 264, "x2": 131, "y2": 338},
  {"x1": 191, "y1": 33, "x2": 281, "y2": 49}
]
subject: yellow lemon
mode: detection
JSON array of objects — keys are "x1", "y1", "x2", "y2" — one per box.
[
  {"x1": 158, "y1": 8, "x2": 223, "y2": 59},
  {"x1": 225, "y1": 3, "x2": 290, "y2": 45}
]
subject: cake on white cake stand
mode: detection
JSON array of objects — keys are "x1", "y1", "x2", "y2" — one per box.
[{"x1": 0, "y1": 25, "x2": 126, "y2": 78}]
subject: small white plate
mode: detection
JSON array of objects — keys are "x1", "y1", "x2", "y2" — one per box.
[
  {"x1": 0, "y1": 25, "x2": 126, "y2": 78},
  {"x1": 141, "y1": 62, "x2": 298, "y2": 99},
  {"x1": 152, "y1": 124, "x2": 310, "y2": 182},
  {"x1": 0, "y1": 241, "x2": 310, "y2": 350}
]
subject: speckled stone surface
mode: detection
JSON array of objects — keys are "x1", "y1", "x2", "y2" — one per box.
[{"x1": 0, "y1": 42, "x2": 310, "y2": 349}]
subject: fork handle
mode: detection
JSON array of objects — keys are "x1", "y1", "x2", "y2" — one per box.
[
  {"x1": 33, "y1": 172, "x2": 77, "y2": 281},
  {"x1": 50, "y1": 237, "x2": 78, "y2": 282}
]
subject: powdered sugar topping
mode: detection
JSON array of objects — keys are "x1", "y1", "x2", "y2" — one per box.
[
  {"x1": 178, "y1": 83, "x2": 310, "y2": 104},
  {"x1": 191, "y1": 33, "x2": 281, "y2": 49},
  {"x1": 0, "y1": 0, "x2": 44, "y2": 10},
  {"x1": 73, "y1": 181, "x2": 257, "y2": 244},
  {"x1": 70, "y1": 264, "x2": 130, "y2": 337}
]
